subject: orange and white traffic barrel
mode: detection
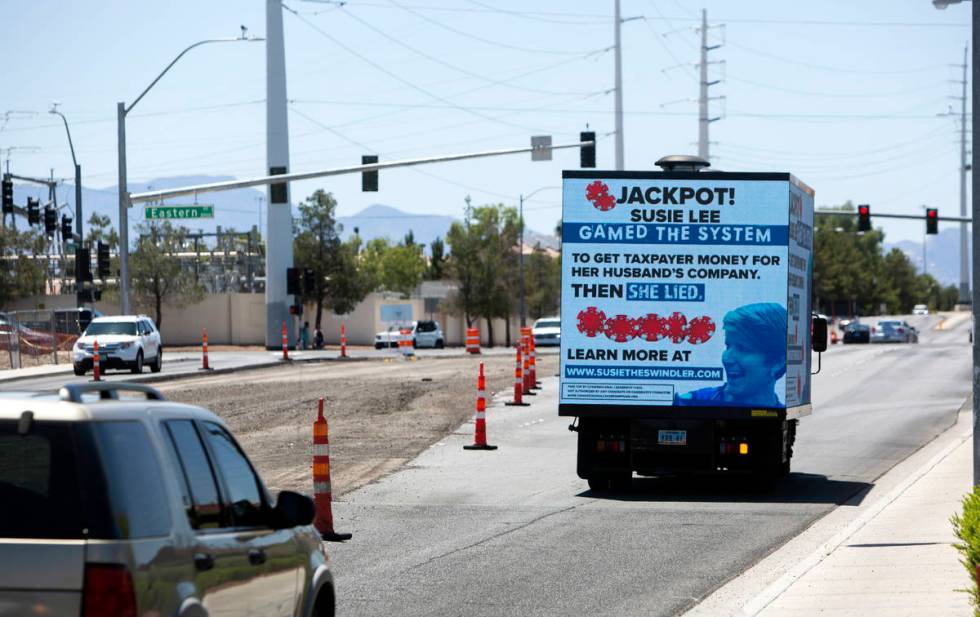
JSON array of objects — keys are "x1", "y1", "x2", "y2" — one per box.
[
  {"x1": 92, "y1": 339, "x2": 101, "y2": 382},
  {"x1": 505, "y1": 344, "x2": 529, "y2": 406},
  {"x1": 313, "y1": 398, "x2": 352, "y2": 542},
  {"x1": 521, "y1": 334, "x2": 535, "y2": 396},
  {"x1": 399, "y1": 327, "x2": 415, "y2": 357},
  {"x1": 464, "y1": 362, "x2": 497, "y2": 450},
  {"x1": 465, "y1": 328, "x2": 481, "y2": 354}
]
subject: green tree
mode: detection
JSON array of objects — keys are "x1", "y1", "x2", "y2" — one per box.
[
  {"x1": 84, "y1": 213, "x2": 118, "y2": 250},
  {"x1": 294, "y1": 189, "x2": 339, "y2": 329},
  {"x1": 0, "y1": 226, "x2": 46, "y2": 305},
  {"x1": 446, "y1": 204, "x2": 520, "y2": 346},
  {"x1": 327, "y1": 234, "x2": 372, "y2": 315},
  {"x1": 427, "y1": 236, "x2": 446, "y2": 280},
  {"x1": 129, "y1": 221, "x2": 203, "y2": 327},
  {"x1": 524, "y1": 246, "x2": 561, "y2": 320},
  {"x1": 360, "y1": 237, "x2": 426, "y2": 297}
]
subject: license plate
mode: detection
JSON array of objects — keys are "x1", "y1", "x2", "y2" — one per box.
[{"x1": 658, "y1": 430, "x2": 687, "y2": 446}]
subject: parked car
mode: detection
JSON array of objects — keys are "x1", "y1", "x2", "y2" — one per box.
[
  {"x1": 912, "y1": 304, "x2": 929, "y2": 316},
  {"x1": 871, "y1": 319, "x2": 918, "y2": 344},
  {"x1": 0, "y1": 382, "x2": 335, "y2": 617},
  {"x1": 842, "y1": 322, "x2": 870, "y2": 344},
  {"x1": 532, "y1": 317, "x2": 561, "y2": 347},
  {"x1": 73, "y1": 315, "x2": 163, "y2": 375},
  {"x1": 374, "y1": 320, "x2": 445, "y2": 349}
]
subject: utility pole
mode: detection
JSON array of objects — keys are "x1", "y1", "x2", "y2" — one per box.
[
  {"x1": 613, "y1": 0, "x2": 624, "y2": 170},
  {"x1": 960, "y1": 44, "x2": 971, "y2": 305},
  {"x1": 697, "y1": 9, "x2": 723, "y2": 162},
  {"x1": 267, "y1": 0, "x2": 293, "y2": 349}
]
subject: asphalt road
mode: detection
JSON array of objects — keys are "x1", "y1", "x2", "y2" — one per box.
[{"x1": 327, "y1": 313, "x2": 970, "y2": 616}]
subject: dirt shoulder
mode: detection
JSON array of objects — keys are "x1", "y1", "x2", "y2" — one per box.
[{"x1": 159, "y1": 353, "x2": 558, "y2": 497}]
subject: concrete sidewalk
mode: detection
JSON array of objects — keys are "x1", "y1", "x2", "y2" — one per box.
[{"x1": 690, "y1": 406, "x2": 974, "y2": 617}]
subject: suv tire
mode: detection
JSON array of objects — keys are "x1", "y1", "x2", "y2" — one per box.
[
  {"x1": 435, "y1": 338, "x2": 444, "y2": 349},
  {"x1": 73, "y1": 363, "x2": 86, "y2": 376},
  {"x1": 131, "y1": 350, "x2": 143, "y2": 374},
  {"x1": 150, "y1": 348, "x2": 162, "y2": 373}
]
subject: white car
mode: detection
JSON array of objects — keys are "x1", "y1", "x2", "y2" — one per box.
[
  {"x1": 912, "y1": 304, "x2": 929, "y2": 315},
  {"x1": 532, "y1": 317, "x2": 561, "y2": 347},
  {"x1": 73, "y1": 315, "x2": 162, "y2": 375},
  {"x1": 374, "y1": 320, "x2": 445, "y2": 349}
]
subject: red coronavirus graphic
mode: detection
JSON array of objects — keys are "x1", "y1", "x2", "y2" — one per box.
[
  {"x1": 585, "y1": 180, "x2": 617, "y2": 212},
  {"x1": 603, "y1": 314, "x2": 636, "y2": 343},
  {"x1": 686, "y1": 316, "x2": 716, "y2": 344},
  {"x1": 663, "y1": 312, "x2": 689, "y2": 343},
  {"x1": 635, "y1": 313, "x2": 665, "y2": 342},
  {"x1": 576, "y1": 307, "x2": 606, "y2": 337}
]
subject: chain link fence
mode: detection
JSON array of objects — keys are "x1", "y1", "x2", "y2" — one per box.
[{"x1": 0, "y1": 309, "x2": 84, "y2": 370}]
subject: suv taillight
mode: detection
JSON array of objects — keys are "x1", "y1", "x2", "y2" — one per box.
[{"x1": 82, "y1": 564, "x2": 137, "y2": 617}]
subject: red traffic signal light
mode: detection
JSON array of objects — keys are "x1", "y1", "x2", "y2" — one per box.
[
  {"x1": 857, "y1": 204, "x2": 871, "y2": 232},
  {"x1": 926, "y1": 208, "x2": 938, "y2": 234}
]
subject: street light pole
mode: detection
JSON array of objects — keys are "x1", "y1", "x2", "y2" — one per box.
[
  {"x1": 49, "y1": 105, "x2": 83, "y2": 305},
  {"x1": 116, "y1": 35, "x2": 263, "y2": 315},
  {"x1": 518, "y1": 186, "x2": 560, "y2": 328}
]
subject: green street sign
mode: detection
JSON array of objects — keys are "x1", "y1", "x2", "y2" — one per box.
[
  {"x1": 145, "y1": 205, "x2": 214, "y2": 220},
  {"x1": 65, "y1": 242, "x2": 76, "y2": 254}
]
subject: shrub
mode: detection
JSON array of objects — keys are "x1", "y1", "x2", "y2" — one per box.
[{"x1": 951, "y1": 486, "x2": 980, "y2": 616}]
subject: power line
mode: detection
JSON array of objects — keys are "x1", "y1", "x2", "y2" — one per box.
[
  {"x1": 283, "y1": 3, "x2": 554, "y2": 133},
  {"x1": 336, "y1": 5, "x2": 600, "y2": 97},
  {"x1": 384, "y1": 0, "x2": 594, "y2": 56},
  {"x1": 725, "y1": 74, "x2": 948, "y2": 99},
  {"x1": 726, "y1": 40, "x2": 947, "y2": 76}
]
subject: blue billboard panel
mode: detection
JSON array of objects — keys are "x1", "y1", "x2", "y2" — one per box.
[{"x1": 559, "y1": 173, "x2": 813, "y2": 410}]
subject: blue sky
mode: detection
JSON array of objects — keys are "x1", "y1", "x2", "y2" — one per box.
[{"x1": 0, "y1": 0, "x2": 972, "y2": 242}]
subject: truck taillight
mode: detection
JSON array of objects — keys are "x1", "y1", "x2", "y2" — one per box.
[{"x1": 82, "y1": 564, "x2": 137, "y2": 617}]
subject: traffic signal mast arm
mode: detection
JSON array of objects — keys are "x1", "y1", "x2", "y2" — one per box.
[
  {"x1": 128, "y1": 138, "x2": 595, "y2": 204},
  {"x1": 815, "y1": 209, "x2": 972, "y2": 223}
]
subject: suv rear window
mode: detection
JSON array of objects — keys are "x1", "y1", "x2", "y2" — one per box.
[
  {"x1": 85, "y1": 321, "x2": 137, "y2": 336},
  {"x1": 0, "y1": 420, "x2": 85, "y2": 539}
]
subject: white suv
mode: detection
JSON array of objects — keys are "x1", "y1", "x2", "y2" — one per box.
[
  {"x1": 73, "y1": 315, "x2": 162, "y2": 375},
  {"x1": 0, "y1": 382, "x2": 335, "y2": 617},
  {"x1": 374, "y1": 320, "x2": 445, "y2": 349}
]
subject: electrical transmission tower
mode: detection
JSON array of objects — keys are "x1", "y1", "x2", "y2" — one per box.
[{"x1": 696, "y1": 9, "x2": 725, "y2": 163}]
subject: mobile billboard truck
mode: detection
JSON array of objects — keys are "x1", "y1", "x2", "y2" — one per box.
[{"x1": 560, "y1": 159, "x2": 827, "y2": 490}]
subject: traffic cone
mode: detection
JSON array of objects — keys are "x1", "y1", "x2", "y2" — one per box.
[
  {"x1": 831, "y1": 328, "x2": 839, "y2": 345},
  {"x1": 505, "y1": 344, "x2": 530, "y2": 407},
  {"x1": 529, "y1": 336, "x2": 539, "y2": 389},
  {"x1": 521, "y1": 335, "x2": 535, "y2": 396},
  {"x1": 464, "y1": 362, "x2": 497, "y2": 450},
  {"x1": 92, "y1": 339, "x2": 101, "y2": 382},
  {"x1": 200, "y1": 328, "x2": 213, "y2": 371},
  {"x1": 281, "y1": 321, "x2": 289, "y2": 361},
  {"x1": 313, "y1": 398, "x2": 352, "y2": 542},
  {"x1": 340, "y1": 322, "x2": 348, "y2": 358}
]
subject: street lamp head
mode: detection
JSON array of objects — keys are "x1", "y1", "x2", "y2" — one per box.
[
  {"x1": 48, "y1": 102, "x2": 61, "y2": 115},
  {"x1": 932, "y1": 0, "x2": 965, "y2": 8}
]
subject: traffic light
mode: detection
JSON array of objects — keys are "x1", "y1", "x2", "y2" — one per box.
[
  {"x1": 286, "y1": 267, "x2": 300, "y2": 295},
  {"x1": 926, "y1": 208, "x2": 938, "y2": 234},
  {"x1": 1, "y1": 177, "x2": 12, "y2": 214},
  {"x1": 76, "y1": 247, "x2": 92, "y2": 281},
  {"x1": 26, "y1": 197, "x2": 39, "y2": 225},
  {"x1": 61, "y1": 214, "x2": 73, "y2": 239},
  {"x1": 97, "y1": 242, "x2": 110, "y2": 279},
  {"x1": 857, "y1": 204, "x2": 871, "y2": 232},
  {"x1": 303, "y1": 267, "x2": 315, "y2": 294},
  {"x1": 580, "y1": 131, "x2": 596, "y2": 168},
  {"x1": 43, "y1": 206, "x2": 57, "y2": 235},
  {"x1": 362, "y1": 155, "x2": 378, "y2": 192}
]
